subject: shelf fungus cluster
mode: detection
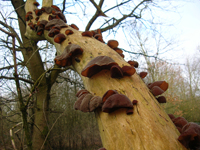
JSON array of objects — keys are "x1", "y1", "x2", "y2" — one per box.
[
  {"x1": 168, "y1": 114, "x2": 200, "y2": 149},
  {"x1": 81, "y1": 56, "x2": 136, "y2": 78},
  {"x1": 74, "y1": 89, "x2": 135, "y2": 115},
  {"x1": 82, "y1": 29, "x2": 104, "y2": 43},
  {"x1": 147, "y1": 81, "x2": 169, "y2": 103},
  {"x1": 54, "y1": 44, "x2": 83, "y2": 67},
  {"x1": 26, "y1": 2, "x2": 81, "y2": 44}
]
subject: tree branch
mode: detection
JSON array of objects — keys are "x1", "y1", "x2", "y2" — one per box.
[
  {"x1": 85, "y1": 0, "x2": 105, "y2": 31},
  {"x1": 0, "y1": 76, "x2": 34, "y2": 84}
]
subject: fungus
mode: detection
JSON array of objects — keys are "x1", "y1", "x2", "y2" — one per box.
[
  {"x1": 65, "y1": 29, "x2": 74, "y2": 35},
  {"x1": 168, "y1": 114, "x2": 176, "y2": 120},
  {"x1": 148, "y1": 81, "x2": 168, "y2": 92},
  {"x1": 51, "y1": 5, "x2": 61, "y2": 12},
  {"x1": 81, "y1": 56, "x2": 118, "y2": 78},
  {"x1": 76, "y1": 89, "x2": 90, "y2": 97},
  {"x1": 119, "y1": 53, "x2": 125, "y2": 58},
  {"x1": 70, "y1": 24, "x2": 79, "y2": 30},
  {"x1": 54, "y1": 33, "x2": 66, "y2": 44},
  {"x1": 34, "y1": 9, "x2": 43, "y2": 16},
  {"x1": 113, "y1": 47, "x2": 123, "y2": 54},
  {"x1": 102, "y1": 90, "x2": 118, "y2": 103},
  {"x1": 178, "y1": 122, "x2": 200, "y2": 149},
  {"x1": 156, "y1": 96, "x2": 167, "y2": 103},
  {"x1": 33, "y1": 2, "x2": 40, "y2": 6},
  {"x1": 139, "y1": 72, "x2": 148, "y2": 79},
  {"x1": 89, "y1": 96, "x2": 102, "y2": 111},
  {"x1": 36, "y1": 26, "x2": 44, "y2": 36},
  {"x1": 35, "y1": 17, "x2": 39, "y2": 21},
  {"x1": 82, "y1": 31, "x2": 93, "y2": 37},
  {"x1": 54, "y1": 12, "x2": 67, "y2": 23},
  {"x1": 102, "y1": 94, "x2": 133, "y2": 113},
  {"x1": 45, "y1": 19, "x2": 67, "y2": 30},
  {"x1": 80, "y1": 93, "x2": 93, "y2": 112},
  {"x1": 126, "y1": 108, "x2": 133, "y2": 115},
  {"x1": 37, "y1": 20, "x2": 48, "y2": 28},
  {"x1": 172, "y1": 117, "x2": 188, "y2": 129},
  {"x1": 151, "y1": 86, "x2": 165, "y2": 96},
  {"x1": 55, "y1": 44, "x2": 83, "y2": 67},
  {"x1": 28, "y1": 22, "x2": 35, "y2": 30},
  {"x1": 121, "y1": 66, "x2": 136, "y2": 76},
  {"x1": 98, "y1": 148, "x2": 107, "y2": 150},
  {"x1": 48, "y1": 15, "x2": 56, "y2": 21},
  {"x1": 110, "y1": 65, "x2": 123, "y2": 78},
  {"x1": 107, "y1": 40, "x2": 119, "y2": 49},
  {"x1": 74, "y1": 93, "x2": 88, "y2": 110},
  {"x1": 132, "y1": 100, "x2": 138, "y2": 105},
  {"x1": 41, "y1": 7, "x2": 53, "y2": 14},
  {"x1": 25, "y1": 14, "x2": 33, "y2": 21},
  {"x1": 94, "y1": 34, "x2": 104, "y2": 43},
  {"x1": 48, "y1": 28, "x2": 60, "y2": 37},
  {"x1": 128, "y1": 60, "x2": 138, "y2": 68}
]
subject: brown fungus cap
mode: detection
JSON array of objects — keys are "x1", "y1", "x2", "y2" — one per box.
[
  {"x1": 45, "y1": 19, "x2": 67, "y2": 30},
  {"x1": 139, "y1": 71, "x2": 148, "y2": 79},
  {"x1": 148, "y1": 81, "x2": 168, "y2": 92},
  {"x1": 151, "y1": 86, "x2": 165, "y2": 96},
  {"x1": 156, "y1": 96, "x2": 167, "y2": 103},
  {"x1": 102, "y1": 90, "x2": 118, "y2": 103},
  {"x1": 48, "y1": 28, "x2": 60, "y2": 37},
  {"x1": 76, "y1": 89, "x2": 90, "y2": 97},
  {"x1": 89, "y1": 96, "x2": 102, "y2": 112},
  {"x1": 74, "y1": 94, "x2": 86, "y2": 110},
  {"x1": 178, "y1": 122, "x2": 200, "y2": 149},
  {"x1": 121, "y1": 66, "x2": 136, "y2": 76},
  {"x1": 55, "y1": 44, "x2": 83, "y2": 67},
  {"x1": 172, "y1": 117, "x2": 188, "y2": 129},
  {"x1": 70, "y1": 24, "x2": 79, "y2": 30},
  {"x1": 81, "y1": 56, "x2": 118, "y2": 78},
  {"x1": 80, "y1": 93, "x2": 93, "y2": 112},
  {"x1": 102, "y1": 94, "x2": 133, "y2": 113},
  {"x1": 54, "y1": 33, "x2": 66, "y2": 44},
  {"x1": 168, "y1": 114, "x2": 176, "y2": 120},
  {"x1": 65, "y1": 29, "x2": 74, "y2": 35},
  {"x1": 37, "y1": 20, "x2": 48, "y2": 28},
  {"x1": 110, "y1": 65, "x2": 123, "y2": 78},
  {"x1": 107, "y1": 40, "x2": 119, "y2": 49},
  {"x1": 128, "y1": 60, "x2": 139, "y2": 68},
  {"x1": 82, "y1": 31, "x2": 93, "y2": 37}
]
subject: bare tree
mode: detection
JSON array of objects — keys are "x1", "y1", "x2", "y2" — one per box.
[{"x1": 0, "y1": 0, "x2": 188, "y2": 149}]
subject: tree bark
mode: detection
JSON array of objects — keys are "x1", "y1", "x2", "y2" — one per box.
[{"x1": 24, "y1": 0, "x2": 187, "y2": 149}]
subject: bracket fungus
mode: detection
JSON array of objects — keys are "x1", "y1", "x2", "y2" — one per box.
[
  {"x1": 45, "y1": 19, "x2": 67, "y2": 30},
  {"x1": 81, "y1": 56, "x2": 118, "y2": 78},
  {"x1": 48, "y1": 28, "x2": 60, "y2": 37},
  {"x1": 98, "y1": 148, "x2": 107, "y2": 150},
  {"x1": 54, "y1": 33, "x2": 66, "y2": 44},
  {"x1": 65, "y1": 29, "x2": 74, "y2": 35},
  {"x1": 102, "y1": 90, "x2": 118, "y2": 103},
  {"x1": 172, "y1": 117, "x2": 188, "y2": 129},
  {"x1": 128, "y1": 60, "x2": 139, "y2": 68},
  {"x1": 102, "y1": 94, "x2": 133, "y2": 113},
  {"x1": 132, "y1": 100, "x2": 138, "y2": 105},
  {"x1": 110, "y1": 65, "x2": 123, "y2": 78},
  {"x1": 178, "y1": 122, "x2": 200, "y2": 149},
  {"x1": 151, "y1": 86, "x2": 165, "y2": 96},
  {"x1": 54, "y1": 44, "x2": 83, "y2": 67},
  {"x1": 148, "y1": 81, "x2": 169, "y2": 92},
  {"x1": 156, "y1": 96, "x2": 167, "y2": 103},
  {"x1": 107, "y1": 40, "x2": 119, "y2": 49},
  {"x1": 74, "y1": 89, "x2": 102, "y2": 112},
  {"x1": 121, "y1": 66, "x2": 136, "y2": 76},
  {"x1": 139, "y1": 71, "x2": 148, "y2": 79},
  {"x1": 33, "y1": 2, "x2": 40, "y2": 6},
  {"x1": 70, "y1": 24, "x2": 79, "y2": 30},
  {"x1": 82, "y1": 31, "x2": 93, "y2": 37}
]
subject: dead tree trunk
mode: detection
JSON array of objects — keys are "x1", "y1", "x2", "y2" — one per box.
[{"x1": 25, "y1": 0, "x2": 187, "y2": 149}]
